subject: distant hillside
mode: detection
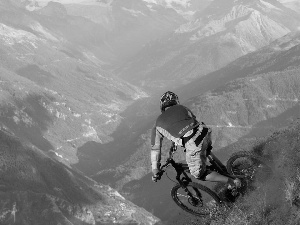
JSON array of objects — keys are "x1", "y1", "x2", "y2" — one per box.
[
  {"x1": 0, "y1": 130, "x2": 159, "y2": 225},
  {"x1": 21, "y1": 0, "x2": 187, "y2": 64},
  {"x1": 115, "y1": 0, "x2": 300, "y2": 91},
  {"x1": 176, "y1": 30, "x2": 300, "y2": 100},
  {"x1": 0, "y1": 1, "x2": 148, "y2": 165},
  {"x1": 186, "y1": 68, "x2": 300, "y2": 149}
]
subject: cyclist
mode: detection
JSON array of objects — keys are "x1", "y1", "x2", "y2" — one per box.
[{"x1": 150, "y1": 91, "x2": 241, "y2": 189}]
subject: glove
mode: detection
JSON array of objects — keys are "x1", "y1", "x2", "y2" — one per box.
[{"x1": 152, "y1": 169, "x2": 161, "y2": 182}]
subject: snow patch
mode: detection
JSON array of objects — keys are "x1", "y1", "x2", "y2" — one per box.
[
  {"x1": 122, "y1": 7, "x2": 146, "y2": 17},
  {"x1": 143, "y1": 0, "x2": 157, "y2": 3},
  {"x1": 164, "y1": 0, "x2": 191, "y2": 8}
]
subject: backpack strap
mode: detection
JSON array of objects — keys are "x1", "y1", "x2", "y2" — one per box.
[{"x1": 182, "y1": 126, "x2": 208, "y2": 147}]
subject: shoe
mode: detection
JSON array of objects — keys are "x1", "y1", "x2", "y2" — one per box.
[
  {"x1": 227, "y1": 178, "x2": 241, "y2": 190},
  {"x1": 218, "y1": 185, "x2": 237, "y2": 202}
]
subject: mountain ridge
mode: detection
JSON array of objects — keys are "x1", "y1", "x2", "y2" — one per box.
[{"x1": 115, "y1": 0, "x2": 299, "y2": 91}]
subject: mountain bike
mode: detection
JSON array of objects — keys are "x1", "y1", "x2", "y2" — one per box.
[{"x1": 154, "y1": 143, "x2": 271, "y2": 217}]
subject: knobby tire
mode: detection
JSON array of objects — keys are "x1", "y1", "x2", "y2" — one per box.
[
  {"x1": 226, "y1": 151, "x2": 271, "y2": 181},
  {"x1": 171, "y1": 182, "x2": 221, "y2": 217}
]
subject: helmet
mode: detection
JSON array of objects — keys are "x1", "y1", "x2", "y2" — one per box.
[{"x1": 160, "y1": 91, "x2": 180, "y2": 112}]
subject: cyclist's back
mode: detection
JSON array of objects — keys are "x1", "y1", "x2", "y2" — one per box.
[{"x1": 154, "y1": 104, "x2": 199, "y2": 143}]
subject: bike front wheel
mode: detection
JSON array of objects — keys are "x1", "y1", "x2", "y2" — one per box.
[
  {"x1": 171, "y1": 182, "x2": 221, "y2": 217},
  {"x1": 226, "y1": 151, "x2": 272, "y2": 182}
]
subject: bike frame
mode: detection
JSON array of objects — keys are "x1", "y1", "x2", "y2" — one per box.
[
  {"x1": 157, "y1": 144, "x2": 243, "y2": 210},
  {"x1": 161, "y1": 145, "x2": 236, "y2": 184},
  {"x1": 162, "y1": 158, "x2": 206, "y2": 206},
  {"x1": 164, "y1": 158, "x2": 193, "y2": 185}
]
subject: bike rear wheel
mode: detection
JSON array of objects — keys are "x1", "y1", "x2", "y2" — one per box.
[
  {"x1": 226, "y1": 151, "x2": 272, "y2": 182},
  {"x1": 171, "y1": 182, "x2": 221, "y2": 217}
]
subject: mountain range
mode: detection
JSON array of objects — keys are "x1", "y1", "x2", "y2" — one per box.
[
  {"x1": 22, "y1": 0, "x2": 190, "y2": 64},
  {"x1": 1, "y1": 0, "x2": 300, "y2": 224},
  {"x1": 115, "y1": 0, "x2": 300, "y2": 91}
]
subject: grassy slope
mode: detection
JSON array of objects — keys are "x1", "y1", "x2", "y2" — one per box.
[
  {"x1": 174, "y1": 119, "x2": 300, "y2": 225},
  {"x1": 121, "y1": 119, "x2": 300, "y2": 225},
  {"x1": 222, "y1": 120, "x2": 300, "y2": 225}
]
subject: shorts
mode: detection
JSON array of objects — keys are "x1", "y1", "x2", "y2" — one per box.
[{"x1": 184, "y1": 126, "x2": 212, "y2": 180}]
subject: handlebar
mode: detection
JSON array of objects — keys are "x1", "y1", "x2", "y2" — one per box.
[{"x1": 152, "y1": 158, "x2": 172, "y2": 182}]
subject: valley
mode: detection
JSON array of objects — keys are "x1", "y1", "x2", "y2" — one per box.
[{"x1": 0, "y1": 0, "x2": 300, "y2": 224}]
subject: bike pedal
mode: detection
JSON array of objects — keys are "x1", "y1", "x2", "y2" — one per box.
[{"x1": 231, "y1": 189, "x2": 238, "y2": 197}]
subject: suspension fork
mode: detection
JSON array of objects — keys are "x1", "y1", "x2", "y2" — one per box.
[
  {"x1": 166, "y1": 159, "x2": 195, "y2": 195},
  {"x1": 175, "y1": 169, "x2": 203, "y2": 202}
]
